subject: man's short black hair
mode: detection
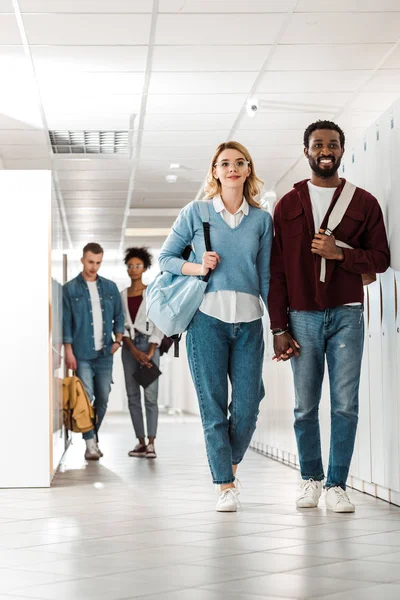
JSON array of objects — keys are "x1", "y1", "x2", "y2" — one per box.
[
  {"x1": 124, "y1": 246, "x2": 152, "y2": 270},
  {"x1": 303, "y1": 120, "x2": 345, "y2": 149},
  {"x1": 83, "y1": 242, "x2": 103, "y2": 255}
]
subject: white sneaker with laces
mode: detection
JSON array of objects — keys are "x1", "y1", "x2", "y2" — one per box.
[
  {"x1": 216, "y1": 488, "x2": 240, "y2": 512},
  {"x1": 325, "y1": 486, "x2": 355, "y2": 513},
  {"x1": 296, "y1": 479, "x2": 323, "y2": 508}
]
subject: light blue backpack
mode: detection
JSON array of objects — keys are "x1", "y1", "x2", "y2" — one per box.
[{"x1": 146, "y1": 202, "x2": 212, "y2": 354}]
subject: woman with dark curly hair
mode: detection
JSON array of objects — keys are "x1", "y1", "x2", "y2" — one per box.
[{"x1": 121, "y1": 247, "x2": 163, "y2": 458}]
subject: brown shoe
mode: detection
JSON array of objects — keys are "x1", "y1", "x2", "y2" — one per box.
[{"x1": 128, "y1": 443, "x2": 147, "y2": 457}]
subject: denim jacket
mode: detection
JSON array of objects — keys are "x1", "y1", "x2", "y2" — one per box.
[{"x1": 63, "y1": 273, "x2": 125, "y2": 360}]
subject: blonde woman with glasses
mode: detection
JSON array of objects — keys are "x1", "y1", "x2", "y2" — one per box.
[
  {"x1": 159, "y1": 142, "x2": 273, "y2": 511},
  {"x1": 121, "y1": 247, "x2": 163, "y2": 459}
]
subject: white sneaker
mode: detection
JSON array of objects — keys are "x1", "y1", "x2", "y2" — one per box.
[
  {"x1": 84, "y1": 448, "x2": 100, "y2": 461},
  {"x1": 85, "y1": 439, "x2": 100, "y2": 461},
  {"x1": 96, "y1": 444, "x2": 103, "y2": 457},
  {"x1": 216, "y1": 488, "x2": 240, "y2": 512},
  {"x1": 296, "y1": 479, "x2": 323, "y2": 508},
  {"x1": 325, "y1": 486, "x2": 355, "y2": 513}
]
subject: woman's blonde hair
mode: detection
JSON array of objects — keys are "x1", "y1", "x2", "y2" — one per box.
[{"x1": 204, "y1": 141, "x2": 263, "y2": 208}]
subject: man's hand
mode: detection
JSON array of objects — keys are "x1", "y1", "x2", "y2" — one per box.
[
  {"x1": 311, "y1": 229, "x2": 344, "y2": 261},
  {"x1": 132, "y1": 348, "x2": 152, "y2": 368},
  {"x1": 272, "y1": 332, "x2": 300, "y2": 362},
  {"x1": 110, "y1": 342, "x2": 121, "y2": 355},
  {"x1": 65, "y1": 348, "x2": 77, "y2": 371}
]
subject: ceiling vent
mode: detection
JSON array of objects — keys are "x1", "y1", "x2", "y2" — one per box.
[{"x1": 49, "y1": 130, "x2": 130, "y2": 154}]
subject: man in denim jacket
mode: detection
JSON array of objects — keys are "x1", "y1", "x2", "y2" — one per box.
[{"x1": 63, "y1": 242, "x2": 124, "y2": 460}]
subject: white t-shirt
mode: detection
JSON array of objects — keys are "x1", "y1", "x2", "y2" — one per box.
[
  {"x1": 307, "y1": 181, "x2": 361, "y2": 306},
  {"x1": 307, "y1": 180, "x2": 336, "y2": 233},
  {"x1": 199, "y1": 196, "x2": 264, "y2": 324},
  {"x1": 87, "y1": 281, "x2": 104, "y2": 351}
]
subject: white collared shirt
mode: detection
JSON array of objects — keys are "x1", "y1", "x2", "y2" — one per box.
[{"x1": 199, "y1": 195, "x2": 264, "y2": 324}]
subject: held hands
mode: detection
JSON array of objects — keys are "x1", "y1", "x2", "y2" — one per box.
[
  {"x1": 132, "y1": 347, "x2": 153, "y2": 368},
  {"x1": 110, "y1": 342, "x2": 121, "y2": 355},
  {"x1": 272, "y1": 332, "x2": 300, "y2": 362},
  {"x1": 311, "y1": 229, "x2": 344, "y2": 261},
  {"x1": 200, "y1": 251, "x2": 220, "y2": 276}
]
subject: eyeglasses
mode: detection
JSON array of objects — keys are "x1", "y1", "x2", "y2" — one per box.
[
  {"x1": 127, "y1": 264, "x2": 145, "y2": 270},
  {"x1": 214, "y1": 159, "x2": 250, "y2": 170}
]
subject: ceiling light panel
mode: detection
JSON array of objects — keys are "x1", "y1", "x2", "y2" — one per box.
[
  {"x1": 46, "y1": 116, "x2": 133, "y2": 131},
  {"x1": 141, "y1": 131, "x2": 228, "y2": 147},
  {"x1": 31, "y1": 46, "x2": 148, "y2": 73},
  {"x1": 258, "y1": 71, "x2": 370, "y2": 94},
  {"x1": 144, "y1": 114, "x2": 235, "y2": 132},
  {"x1": 364, "y1": 70, "x2": 400, "y2": 92},
  {"x1": 146, "y1": 94, "x2": 246, "y2": 115},
  {"x1": 159, "y1": 0, "x2": 296, "y2": 12},
  {"x1": 20, "y1": 0, "x2": 153, "y2": 12},
  {"x1": 58, "y1": 170, "x2": 132, "y2": 181},
  {"x1": 23, "y1": 14, "x2": 152, "y2": 45},
  {"x1": 149, "y1": 72, "x2": 257, "y2": 95},
  {"x1": 155, "y1": 14, "x2": 286, "y2": 45},
  {"x1": 296, "y1": 0, "x2": 400, "y2": 12},
  {"x1": 38, "y1": 73, "x2": 145, "y2": 95},
  {"x1": 282, "y1": 12, "x2": 400, "y2": 45},
  {"x1": 49, "y1": 130, "x2": 131, "y2": 155},
  {"x1": 0, "y1": 15, "x2": 21, "y2": 44},
  {"x1": 151, "y1": 46, "x2": 270, "y2": 72},
  {"x1": 60, "y1": 180, "x2": 129, "y2": 192},
  {"x1": 125, "y1": 228, "x2": 171, "y2": 237},
  {"x1": 268, "y1": 44, "x2": 392, "y2": 71},
  {"x1": 54, "y1": 158, "x2": 132, "y2": 171}
]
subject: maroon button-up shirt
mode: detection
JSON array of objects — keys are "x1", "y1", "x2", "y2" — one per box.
[{"x1": 268, "y1": 178, "x2": 390, "y2": 330}]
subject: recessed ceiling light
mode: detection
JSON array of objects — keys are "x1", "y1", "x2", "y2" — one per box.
[
  {"x1": 165, "y1": 174, "x2": 178, "y2": 183},
  {"x1": 169, "y1": 163, "x2": 180, "y2": 169},
  {"x1": 125, "y1": 228, "x2": 171, "y2": 237}
]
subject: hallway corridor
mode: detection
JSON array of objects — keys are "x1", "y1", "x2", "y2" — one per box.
[{"x1": 1, "y1": 416, "x2": 400, "y2": 599}]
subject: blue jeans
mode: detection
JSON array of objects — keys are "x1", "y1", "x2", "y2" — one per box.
[
  {"x1": 186, "y1": 310, "x2": 265, "y2": 484},
  {"x1": 289, "y1": 306, "x2": 364, "y2": 489},
  {"x1": 121, "y1": 333, "x2": 160, "y2": 440},
  {"x1": 76, "y1": 352, "x2": 114, "y2": 441}
]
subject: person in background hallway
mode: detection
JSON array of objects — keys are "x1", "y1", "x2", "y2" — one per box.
[
  {"x1": 63, "y1": 243, "x2": 124, "y2": 461},
  {"x1": 121, "y1": 247, "x2": 163, "y2": 459},
  {"x1": 268, "y1": 120, "x2": 390, "y2": 512},
  {"x1": 159, "y1": 141, "x2": 273, "y2": 512}
]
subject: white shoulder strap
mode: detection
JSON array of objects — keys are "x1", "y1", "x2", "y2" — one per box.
[
  {"x1": 320, "y1": 181, "x2": 357, "y2": 283},
  {"x1": 325, "y1": 181, "x2": 357, "y2": 236}
]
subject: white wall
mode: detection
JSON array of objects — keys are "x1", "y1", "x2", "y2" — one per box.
[
  {"x1": 0, "y1": 171, "x2": 53, "y2": 487},
  {"x1": 252, "y1": 98, "x2": 400, "y2": 506}
]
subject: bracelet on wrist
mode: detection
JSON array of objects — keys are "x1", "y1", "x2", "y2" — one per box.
[{"x1": 271, "y1": 328, "x2": 288, "y2": 336}]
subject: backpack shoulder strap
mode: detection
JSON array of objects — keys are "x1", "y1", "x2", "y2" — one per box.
[
  {"x1": 197, "y1": 200, "x2": 210, "y2": 223},
  {"x1": 325, "y1": 181, "x2": 357, "y2": 236}
]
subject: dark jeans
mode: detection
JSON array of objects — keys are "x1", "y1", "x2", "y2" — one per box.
[{"x1": 76, "y1": 352, "x2": 113, "y2": 441}]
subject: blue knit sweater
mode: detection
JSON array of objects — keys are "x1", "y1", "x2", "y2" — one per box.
[{"x1": 159, "y1": 200, "x2": 273, "y2": 307}]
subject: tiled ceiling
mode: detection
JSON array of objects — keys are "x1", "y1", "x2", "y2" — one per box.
[{"x1": 1, "y1": 0, "x2": 400, "y2": 251}]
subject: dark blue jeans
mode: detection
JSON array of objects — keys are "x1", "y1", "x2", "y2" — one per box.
[
  {"x1": 76, "y1": 352, "x2": 114, "y2": 441},
  {"x1": 289, "y1": 306, "x2": 364, "y2": 489},
  {"x1": 186, "y1": 310, "x2": 265, "y2": 484}
]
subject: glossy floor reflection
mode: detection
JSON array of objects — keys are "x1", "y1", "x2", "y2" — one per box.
[{"x1": 1, "y1": 415, "x2": 400, "y2": 599}]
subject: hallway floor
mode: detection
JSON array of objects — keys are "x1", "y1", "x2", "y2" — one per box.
[{"x1": 1, "y1": 416, "x2": 400, "y2": 599}]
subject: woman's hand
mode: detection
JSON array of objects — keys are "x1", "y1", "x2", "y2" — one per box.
[
  {"x1": 200, "y1": 251, "x2": 220, "y2": 276},
  {"x1": 132, "y1": 347, "x2": 152, "y2": 368}
]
